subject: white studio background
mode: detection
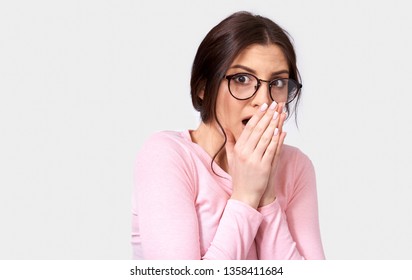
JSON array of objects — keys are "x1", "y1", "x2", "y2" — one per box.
[{"x1": 0, "y1": 0, "x2": 411, "y2": 259}]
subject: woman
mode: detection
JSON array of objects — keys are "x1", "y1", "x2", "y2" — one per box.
[{"x1": 131, "y1": 11, "x2": 325, "y2": 260}]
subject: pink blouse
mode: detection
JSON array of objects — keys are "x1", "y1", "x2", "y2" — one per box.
[{"x1": 131, "y1": 130, "x2": 325, "y2": 259}]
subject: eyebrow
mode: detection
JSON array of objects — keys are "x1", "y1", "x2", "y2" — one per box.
[{"x1": 229, "y1": 64, "x2": 289, "y2": 77}]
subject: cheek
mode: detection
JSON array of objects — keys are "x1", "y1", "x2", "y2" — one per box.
[
  {"x1": 215, "y1": 85, "x2": 231, "y2": 121},
  {"x1": 217, "y1": 96, "x2": 236, "y2": 123},
  {"x1": 215, "y1": 83, "x2": 245, "y2": 139}
]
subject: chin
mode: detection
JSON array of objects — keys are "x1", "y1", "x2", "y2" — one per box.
[
  {"x1": 220, "y1": 124, "x2": 242, "y2": 141},
  {"x1": 233, "y1": 127, "x2": 243, "y2": 141}
]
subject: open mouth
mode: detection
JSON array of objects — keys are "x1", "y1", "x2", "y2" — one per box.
[{"x1": 242, "y1": 118, "x2": 251, "y2": 126}]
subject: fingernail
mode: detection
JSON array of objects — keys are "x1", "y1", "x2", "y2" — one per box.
[
  {"x1": 274, "y1": 128, "x2": 279, "y2": 136},
  {"x1": 273, "y1": 111, "x2": 279, "y2": 120},
  {"x1": 260, "y1": 103, "x2": 268, "y2": 111},
  {"x1": 269, "y1": 101, "x2": 277, "y2": 110}
]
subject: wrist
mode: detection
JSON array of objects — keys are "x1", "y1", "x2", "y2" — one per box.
[
  {"x1": 258, "y1": 196, "x2": 276, "y2": 208},
  {"x1": 230, "y1": 192, "x2": 261, "y2": 209}
]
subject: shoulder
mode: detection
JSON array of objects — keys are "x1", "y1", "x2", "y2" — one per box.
[
  {"x1": 138, "y1": 130, "x2": 190, "y2": 155},
  {"x1": 142, "y1": 130, "x2": 186, "y2": 146},
  {"x1": 135, "y1": 130, "x2": 195, "y2": 170},
  {"x1": 134, "y1": 131, "x2": 198, "y2": 199}
]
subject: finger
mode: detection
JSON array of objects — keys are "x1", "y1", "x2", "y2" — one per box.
[
  {"x1": 261, "y1": 130, "x2": 279, "y2": 165},
  {"x1": 237, "y1": 102, "x2": 269, "y2": 145},
  {"x1": 278, "y1": 113, "x2": 287, "y2": 133},
  {"x1": 244, "y1": 102, "x2": 279, "y2": 152},
  {"x1": 276, "y1": 103, "x2": 287, "y2": 133},
  {"x1": 271, "y1": 131, "x2": 287, "y2": 165},
  {"x1": 277, "y1": 131, "x2": 287, "y2": 154},
  {"x1": 254, "y1": 110, "x2": 280, "y2": 157}
]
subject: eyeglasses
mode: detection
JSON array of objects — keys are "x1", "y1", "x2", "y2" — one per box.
[{"x1": 225, "y1": 73, "x2": 302, "y2": 104}]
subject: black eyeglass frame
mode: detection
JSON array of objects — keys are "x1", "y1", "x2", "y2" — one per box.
[{"x1": 225, "y1": 73, "x2": 302, "y2": 104}]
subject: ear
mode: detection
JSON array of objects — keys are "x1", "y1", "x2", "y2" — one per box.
[
  {"x1": 198, "y1": 89, "x2": 204, "y2": 100},
  {"x1": 197, "y1": 80, "x2": 206, "y2": 100}
]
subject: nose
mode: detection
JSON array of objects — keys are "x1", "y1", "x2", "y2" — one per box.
[{"x1": 251, "y1": 81, "x2": 272, "y2": 108}]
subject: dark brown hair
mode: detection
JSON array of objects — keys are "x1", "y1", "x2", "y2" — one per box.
[
  {"x1": 190, "y1": 11, "x2": 301, "y2": 174},
  {"x1": 190, "y1": 11, "x2": 301, "y2": 123}
]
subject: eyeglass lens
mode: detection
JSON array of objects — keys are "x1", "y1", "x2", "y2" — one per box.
[{"x1": 228, "y1": 73, "x2": 299, "y2": 103}]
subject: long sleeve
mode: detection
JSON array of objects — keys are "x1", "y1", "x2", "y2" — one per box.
[
  {"x1": 132, "y1": 132, "x2": 264, "y2": 259},
  {"x1": 255, "y1": 147, "x2": 325, "y2": 260},
  {"x1": 256, "y1": 200, "x2": 304, "y2": 259},
  {"x1": 203, "y1": 199, "x2": 262, "y2": 259}
]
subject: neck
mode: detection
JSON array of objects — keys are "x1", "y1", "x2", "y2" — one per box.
[{"x1": 190, "y1": 121, "x2": 228, "y2": 172}]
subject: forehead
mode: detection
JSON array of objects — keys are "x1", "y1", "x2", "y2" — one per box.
[{"x1": 230, "y1": 44, "x2": 288, "y2": 73}]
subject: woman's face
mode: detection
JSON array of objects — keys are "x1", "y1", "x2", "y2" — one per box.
[{"x1": 215, "y1": 43, "x2": 289, "y2": 141}]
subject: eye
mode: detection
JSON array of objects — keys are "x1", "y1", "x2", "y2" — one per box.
[
  {"x1": 232, "y1": 74, "x2": 253, "y2": 85},
  {"x1": 271, "y1": 79, "x2": 286, "y2": 88}
]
